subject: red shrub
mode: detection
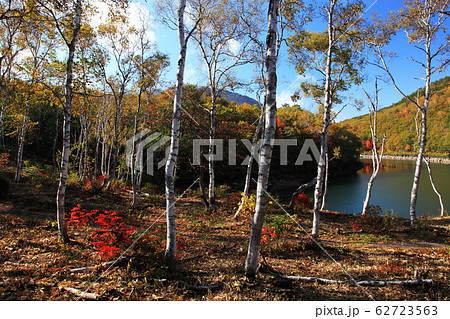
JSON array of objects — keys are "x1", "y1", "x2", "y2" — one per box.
[
  {"x1": 67, "y1": 206, "x2": 135, "y2": 260},
  {"x1": 293, "y1": 193, "x2": 312, "y2": 210}
]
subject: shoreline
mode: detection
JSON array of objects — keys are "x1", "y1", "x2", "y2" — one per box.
[{"x1": 359, "y1": 154, "x2": 450, "y2": 164}]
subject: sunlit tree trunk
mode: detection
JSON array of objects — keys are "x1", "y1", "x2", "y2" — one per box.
[
  {"x1": 52, "y1": 106, "x2": 60, "y2": 170},
  {"x1": 320, "y1": 153, "x2": 329, "y2": 211},
  {"x1": 312, "y1": 0, "x2": 336, "y2": 237},
  {"x1": 245, "y1": 0, "x2": 278, "y2": 278},
  {"x1": 208, "y1": 93, "x2": 216, "y2": 211},
  {"x1": 131, "y1": 88, "x2": 143, "y2": 208},
  {"x1": 423, "y1": 157, "x2": 444, "y2": 216},
  {"x1": 409, "y1": 33, "x2": 431, "y2": 223},
  {"x1": 362, "y1": 136, "x2": 385, "y2": 214},
  {"x1": 372, "y1": 0, "x2": 450, "y2": 225},
  {"x1": 165, "y1": 0, "x2": 190, "y2": 267},
  {"x1": 361, "y1": 79, "x2": 386, "y2": 214},
  {"x1": 56, "y1": 0, "x2": 83, "y2": 243},
  {"x1": 410, "y1": 84, "x2": 428, "y2": 223}
]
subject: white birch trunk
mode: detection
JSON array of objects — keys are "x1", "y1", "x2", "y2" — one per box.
[
  {"x1": 423, "y1": 157, "x2": 444, "y2": 216},
  {"x1": 56, "y1": 0, "x2": 83, "y2": 243},
  {"x1": 52, "y1": 107, "x2": 60, "y2": 170},
  {"x1": 410, "y1": 38, "x2": 431, "y2": 224},
  {"x1": 320, "y1": 153, "x2": 329, "y2": 211},
  {"x1": 131, "y1": 89, "x2": 143, "y2": 208},
  {"x1": 165, "y1": 0, "x2": 188, "y2": 266},
  {"x1": 361, "y1": 80, "x2": 386, "y2": 214},
  {"x1": 234, "y1": 105, "x2": 264, "y2": 219},
  {"x1": 245, "y1": 0, "x2": 278, "y2": 278},
  {"x1": 14, "y1": 94, "x2": 31, "y2": 182},
  {"x1": 312, "y1": 0, "x2": 335, "y2": 237},
  {"x1": 208, "y1": 93, "x2": 216, "y2": 211},
  {"x1": 362, "y1": 135, "x2": 385, "y2": 214}
]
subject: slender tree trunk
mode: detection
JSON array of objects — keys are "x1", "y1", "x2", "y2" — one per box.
[
  {"x1": 361, "y1": 80, "x2": 386, "y2": 214},
  {"x1": 106, "y1": 141, "x2": 112, "y2": 177},
  {"x1": 409, "y1": 14, "x2": 433, "y2": 225},
  {"x1": 52, "y1": 107, "x2": 60, "y2": 170},
  {"x1": 111, "y1": 97, "x2": 122, "y2": 179},
  {"x1": 79, "y1": 122, "x2": 89, "y2": 181},
  {"x1": 208, "y1": 94, "x2": 216, "y2": 211},
  {"x1": 94, "y1": 133, "x2": 101, "y2": 178},
  {"x1": 423, "y1": 157, "x2": 444, "y2": 216},
  {"x1": 234, "y1": 105, "x2": 264, "y2": 219},
  {"x1": 56, "y1": 0, "x2": 83, "y2": 243},
  {"x1": 131, "y1": 89, "x2": 143, "y2": 208},
  {"x1": 245, "y1": 0, "x2": 278, "y2": 278},
  {"x1": 14, "y1": 94, "x2": 31, "y2": 182},
  {"x1": 73, "y1": 120, "x2": 83, "y2": 170},
  {"x1": 410, "y1": 110, "x2": 427, "y2": 224},
  {"x1": 312, "y1": 0, "x2": 335, "y2": 237},
  {"x1": 362, "y1": 135, "x2": 386, "y2": 214},
  {"x1": 198, "y1": 156, "x2": 209, "y2": 208},
  {"x1": 288, "y1": 177, "x2": 317, "y2": 209},
  {"x1": 0, "y1": 103, "x2": 6, "y2": 151},
  {"x1": 320, "y1": 153, "x2": 329, "y2": 211},
  {"x1": 165, "y1": 0, "x2": 189, "y2": 267}
]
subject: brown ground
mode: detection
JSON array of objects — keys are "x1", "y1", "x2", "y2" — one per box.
[{"x1": 1, "y1": 166, "x2": 449, "y2": 301}]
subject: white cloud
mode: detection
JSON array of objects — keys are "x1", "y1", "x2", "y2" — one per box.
[
  {"x1": 127, "y1": 2, "x2": 155, "y2": 44},
  {"x1": 227, "y1": 39, "x2": 241, "y2": 55},
  {"x1": 184, "y1": 64, "x2": 199, "y2": 84}
]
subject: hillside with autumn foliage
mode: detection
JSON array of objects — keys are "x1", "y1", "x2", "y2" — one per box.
[{"x1": 340, "y1": 76, "x2": 450, "y2": 157}]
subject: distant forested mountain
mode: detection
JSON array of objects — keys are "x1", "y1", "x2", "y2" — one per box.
[
  {"x1": 222, "y1": 91, "x2": 260, "y2": 106},
  {"x1": 340, "y1": 76, "x2": 450, "y2": 156}
]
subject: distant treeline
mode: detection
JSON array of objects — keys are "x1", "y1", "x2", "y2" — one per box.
[{"x1": 341, "y1": 76, "x2": 450, "y2": 157}]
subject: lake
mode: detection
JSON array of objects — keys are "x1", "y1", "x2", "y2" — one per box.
[{"x1": 320, "y1": 159, "x2": 450, "y2": 218}]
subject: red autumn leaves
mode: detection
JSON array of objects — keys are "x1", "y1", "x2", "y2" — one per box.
[{"x1": 67, "y1": 205, "x2": 135, "y2": 260}]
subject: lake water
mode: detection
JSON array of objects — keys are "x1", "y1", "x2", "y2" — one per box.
[{"x1": 320, "y1": 159, "x2": 449, "y2": 218}]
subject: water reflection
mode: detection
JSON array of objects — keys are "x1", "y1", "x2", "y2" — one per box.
[{"x1": 320, "y1": 159, "x2": 449, "y2": 218}]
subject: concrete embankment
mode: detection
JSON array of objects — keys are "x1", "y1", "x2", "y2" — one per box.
[{"x1": 359, "y1": 154, "x2": 450, "y2": 164}]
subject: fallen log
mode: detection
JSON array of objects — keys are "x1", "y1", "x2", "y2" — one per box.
[
  {"x1": 60, "y1": 286, "x2": 101, "y2": 300},
  {"x1": 65, "y1": 256, "x2": 130, "y2": 274},
  {"x1": 280, "y1": 275, "x2": 433, "y2": 287}
]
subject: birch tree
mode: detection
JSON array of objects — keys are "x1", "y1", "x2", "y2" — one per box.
[
  {"x1": 234, "y1": 0, "x2": 302, "y2": 218},
  {"x1": 360, "y1": 79, "x2": 386, "y2": 214},
  {"x1": 187, "y1": 0, "x2": 262, "y2": 211},
  {"x1": 98, "y1": 18, "x2": 137, "y2": 180},
  {"x1": 245, "y1": 0, "x2": 278, "y2": 278},
  {"x1": 162, "y1": 0, "x2": 198, "y2": 266},
  {"x1": 368, "y1": 0, "x2": 450, "y2": 224},
  {"x1": 287, "y1": 0, "x2": 364, "y2": 237},
  {"x1": 37, "y1": 0, "x2": 84, "y2": 242}
]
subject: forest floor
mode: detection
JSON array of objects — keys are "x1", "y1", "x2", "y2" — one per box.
[{"x1": 1, "y1": 166, "x2": 450, "y2": 301}]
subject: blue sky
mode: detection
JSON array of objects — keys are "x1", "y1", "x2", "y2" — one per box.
[{"x1": 132, "y1": 0, "x2": 448, "y2": 121}]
